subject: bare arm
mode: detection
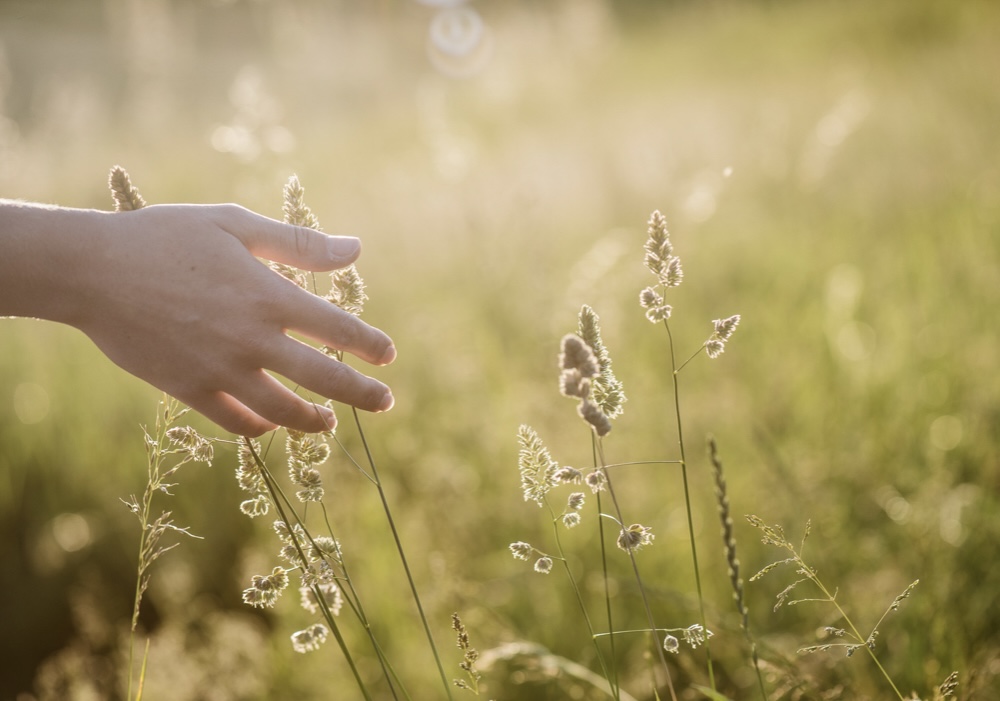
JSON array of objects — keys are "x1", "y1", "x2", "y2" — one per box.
[{"x1": 0, "y1": 200, "x2": 395, "y2": 436}]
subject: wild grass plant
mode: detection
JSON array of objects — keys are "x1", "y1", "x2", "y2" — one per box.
[
  {"x1": 496, "y1": 210, "x2": 960, "y2": 700},
  {"x1": 501, "y1": 211, "x2": 741, "y2": 700},
  {"x1": 121, "y1": 397, "x2": 213, "y2": 701}
]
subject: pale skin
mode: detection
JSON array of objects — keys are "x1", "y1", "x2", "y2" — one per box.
[{"x1": 0, "y1": 200, "x2": 395, "y2": 436}]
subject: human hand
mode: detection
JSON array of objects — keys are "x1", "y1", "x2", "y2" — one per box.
[{"x1": 71, "y1": 203, "x2": 395, "y2": 436}]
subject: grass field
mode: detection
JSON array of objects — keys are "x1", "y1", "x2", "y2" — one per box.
[{"x1": 1, "y1": 0, "x2": 998, "y2": 699}]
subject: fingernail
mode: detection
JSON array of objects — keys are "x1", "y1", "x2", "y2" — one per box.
[
  {"x1": 377, "y1": 390, "x2": 395, "y2": 413},
  {"x1": 379, "y1": 344, "x2": 397, "y2": 365},
  {"x1": 328, "y1": 236, "x2": 361, "y2": 262},
  {"x1": 320, "y1": 407, "x2": 337, "y2": 430}
]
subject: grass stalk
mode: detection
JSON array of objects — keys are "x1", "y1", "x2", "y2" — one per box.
[
  {"x1": 594, "y1": 439, "x2": 679, "y2": 701},
  {"x1": 350, "y1": 408, "x2": 455, "y2": 701},
  {"x1": 664, "y1": 319, "x2": 716, "y2": 691}
]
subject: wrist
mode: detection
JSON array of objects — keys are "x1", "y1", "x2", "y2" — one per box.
[{"x1": 0, "y1": 202, "x2": 114, "y2": 327}]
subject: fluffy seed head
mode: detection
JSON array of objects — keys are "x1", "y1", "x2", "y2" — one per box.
[
  {"x1": 559, "y1": 369, "x2": 592, "y2": 400},
  {"x1": 239, "y1": 495, "x2": 270, "y2": 518},
  {"x1": 585, "y1": 470, "x2": 607, "y2": 493},
  {"x1": 705, "y1": 339, "x2": 726, "y2": 359},
  {"x1": 327, "y1": 265, "x2": 368, "y2": 317},
  {"x1": 663, "y1": 256, "x2": 683, "y2": 287},
  {"x1": 299, "y1": 582, "x2": 343, "y2": 616},
  {"x1": 559, "y1": 334, "x2": 600, "y2": 378},
  {"x1": 713, "y1": 315, "x2": 741, "y2": 341},
  {"x1": 517, "y1": 425, "x2": 559, "y2": 506},
  {"x1": 578, "y1": 398, "x2": 612, "y2": 437},
  {"x1": 640, "y1": 287, "x2": 663, "y2": 309},
  {"x1": 509, "y1": 541, "x2": 533, "y2": 561},
  {"x1": 553, "y1": 466, "x2": 583, "y2": 484},
  {"x1": 282, "y1": 175, "x2": 322, "y2": 230},
  {"x1": 562, "y1": 512, "x2": 581, "y2": 529},
  {"x1": 577, "y1": 306, "x2": 626, "y2": 419},
  {"x1": 617, "y1": 523, "x2": 655, "y2": 552},
  {"x1": 290, "y1": 623, "x2": 329, "y2": 653},
  {"x1": 534, "y1": 557, "x2": 554, "y2": 574}
]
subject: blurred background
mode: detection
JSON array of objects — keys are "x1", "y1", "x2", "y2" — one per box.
[{"x1": 1, "y1": 0, "x2": 998, "y2": 699}]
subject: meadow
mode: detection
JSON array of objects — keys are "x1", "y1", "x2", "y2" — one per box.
[{"x1": 0, "y1": 0, "x2": 998, "y2": 699}]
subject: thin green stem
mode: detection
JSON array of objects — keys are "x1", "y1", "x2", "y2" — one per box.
[
  {"x1": 664, "y1": 320, "x2": 716, "y2": 691},
  {"x1": 595, "y1": 490, "x2": 621, "y2": 700},
  {"x1": 548, "y1": 500, "x2": 619, "y2": 701},
  {"x1": 595, "y1": 439, "x2": 678, "y2": 701},
  {"x1": 675, "y1": 345, "x2": 706, "y2": 374},
  {"x1": 351, "y1": 409, "x2": 455, "y2": 701},
  {"x1": 317, "y1": 504, "x2": 406, "y2": 701}
]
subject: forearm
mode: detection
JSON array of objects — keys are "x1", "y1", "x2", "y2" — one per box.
[{"x1": 0, "y1": 200, "x2": 110, "y2": 325}]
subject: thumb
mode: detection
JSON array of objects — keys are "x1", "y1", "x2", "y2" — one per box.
[{"x1": 223, "y1": 205, "x2": 361, "y2": 272}]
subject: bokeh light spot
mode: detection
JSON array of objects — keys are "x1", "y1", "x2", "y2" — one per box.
[
  {"x1": 929, "y1": 414, "x2": 963, "y2": 451},
  {"x1": 51, "y1": 512, "x2": 92, "y2": 553}
]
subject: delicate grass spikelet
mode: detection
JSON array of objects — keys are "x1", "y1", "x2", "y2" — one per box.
[
  {"x1": 936, "y1": 671, "x2": 959, "y2": 698},
  {"x1": 236, "y1": 438, "x2": 270, "y2": 517},
  {"x1": 553, "y1": 466, "x2": 583, "y2": 484},
  {"x1": 242, "y1": 567, "x2": 290, "y2": 608},
  {"x1": 327, "y1": 265, "x2": 368, "y2": 317},
  {"x1": 508, "y1": 541, "x2": 534, "y2": 561},
  {"x1": 643, "y1": 209, "x2": 672, "y2": 276},
  {"x1": 517, "y1": 425, "x2": 559, "y2": 506},
  {"x1": 108, "y1": 165, "x2": 147, "y2": 211},
  {"x1": 585, "y1": 470, "x2": 606, "y2": 493},
  {"x1": 290, "y1": 623, "x2": 329, "y2": 653},
  {"x1": 274, "y1": 175, "x2": 320, "y2": 288},
  {"x1": 165, "y1": 426, "x2": 214, "y2": 465},
  {"x1": 299, "y1": 582, "x2": 343, "y2": 616},
  {"x1": 308, "y1": 535, "x2": 343, "y2": 565},
  {"x1": 287, "y1": 429, "x2": 332, "y2": 466},
  {"x1": 561, "y1": 512, "x2": 581, "y2": 529},
  {"x1": 639, "y1": 210, "x2": 682, "y2": 322},
  {"x1": 617, "y1": 523, "x2": 655, "y2": 552},
  {"x1": 533, "y1": 557, "x2": 554, "y2": 574},
  {"x1": 578, "y1": 398, "x2": 612, "y2": 437},
  {"x1": 282, "y1": 174, "x2": 322, "y2": 230},
  {"x1": 451, "y1": 613, "x2": 483, "y2": 694},
  {"x1": 577, "y1": 305, "x2": 626, "y2": 419},
  {"x1": 663, "y1": 635, "x2": 680, "y2": 654},
  {"x1": 559, "y1": 333, "x2": 600, "y2": 379},
  {"x1": 705, "y1": 315, "x2": 741, "y2": 359},
  {"x1": 682, "y1": 624, "x2": 713, "y2": 649},
  {"x1": 640, "y1": 286, "x2": 672, "y2": 322},
  {"x1": 286, "y1": 429, "x2": 329, "y2": 502}
]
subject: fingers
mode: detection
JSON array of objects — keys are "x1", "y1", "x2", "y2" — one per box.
[
  {"x1": 265, "y1": 336, "x2": 395, "y2": 414},
  {"x1": 280, "y1": 290, "x2": 397, "y2": 367},
  {"x1": 216, "y1": 204, "x2": 361, "y2": 272},
  {"x1": 228, "y1": 369, "x2": 342, "y2": 434},
  {"x1": 177, "y1": 389, "x2": 280, "y2": 438}
]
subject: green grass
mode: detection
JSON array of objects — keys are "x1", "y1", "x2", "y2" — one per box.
[{"x1": 1, "y1": 0, "x2": 998, "y2": 698}]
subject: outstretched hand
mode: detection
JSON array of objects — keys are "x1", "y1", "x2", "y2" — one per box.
[{"x1": 0, "y1": 201, "x2": 395, "y2": 436}]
